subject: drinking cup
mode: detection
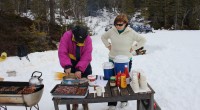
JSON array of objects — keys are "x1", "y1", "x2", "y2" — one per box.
[{"x1": 96, "y1": 87, "x2": 102, "y2": 96}]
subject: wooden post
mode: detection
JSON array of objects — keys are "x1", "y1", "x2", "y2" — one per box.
[
  {"x1": 53, "y1": 99, "x2": 59, "y2": 110},
  {"x1": 66, "y1": 104, "x2": 70, "y2": 110},
  {"x1": 137, "y1": 100, "x2": 141, "y2": 110},
  {"x1": 148, "y1": 94, "x2": 154, "y2": 110}
]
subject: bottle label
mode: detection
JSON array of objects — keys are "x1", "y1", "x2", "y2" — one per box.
[{"x1": 121, "y1": 75, "x2": 127, "y2": 88}]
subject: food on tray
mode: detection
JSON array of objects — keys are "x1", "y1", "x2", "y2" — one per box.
[
  {"x1": 75, "y1": 87, "x2": 88, "y2": 95},
  {"x1": 17, "y1": 86, "x2": 36, "y2": 94},
  {"x1": 0, "y1": 86, "x2": 36, "y2": 94},
  {"x1": 53, "y1": 85, "x2": 87, "y2": 96},
  {"x1": 54, "y1": 85, "x2": 78, "y2": 94},
  {"x1": 3, "y1": 86, "x2": 20, "y2": 92}
]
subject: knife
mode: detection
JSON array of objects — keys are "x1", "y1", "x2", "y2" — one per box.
[{"x1": 118, "y1": 87, "x2": 121, "y2": 95}]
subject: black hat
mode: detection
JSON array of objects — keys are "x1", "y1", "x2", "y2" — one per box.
[{"x1": 72, "y1": 25, "x2": 88, "y2": 43}]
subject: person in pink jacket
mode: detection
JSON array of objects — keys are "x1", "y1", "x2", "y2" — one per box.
[{"x1": 58, "y1": 25, "x2": 92, "y2": 110}]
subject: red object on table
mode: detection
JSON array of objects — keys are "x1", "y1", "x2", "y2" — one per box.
[
  {"x1": 154, "y1": 102, "x2": 157, "y2": 109},
  {"x1": 116, "y1": 71, "x2": 121, "y2": 87},
  {"x1": 124, "y1": 65, "x2": 129, "y2": 78}
]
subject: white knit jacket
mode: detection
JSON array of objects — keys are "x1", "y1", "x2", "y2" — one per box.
[{"x1": 101, "y1": 26, "x2": 146, "y2": 60}]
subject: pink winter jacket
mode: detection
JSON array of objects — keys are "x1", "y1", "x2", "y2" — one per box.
[{"x1": 58, "y1": 30, "x2": 92, "y2": 72}]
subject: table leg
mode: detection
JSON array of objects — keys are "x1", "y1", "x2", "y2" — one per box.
[
  {"x1": 66, "y1": 104, "x2": 70, "y2": 110},
  {"x1": 53, "y1": 100, "x2": 59, "y2": 110},
  {"x1": 148, "y1": 94, "x2": 154, "y2": 110},
  {"x1": 137, "y1": 100, "x2": 141, "y2": 110}
]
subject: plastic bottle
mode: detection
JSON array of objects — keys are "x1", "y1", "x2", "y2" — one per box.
[
  {"x1": 120, "y1": 72, "x2": 127, "y2": 88},
  {"x1": 116, "y1": 71, "x2": 121, "y2": 87},
  {"x1": 124, "y1": 65, "x2": 130, "y2": 84}
]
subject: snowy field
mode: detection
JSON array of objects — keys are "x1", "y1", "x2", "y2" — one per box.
[
  {"x1": 1, "y1": 10, "x2": 200, "y2": 109},
  {"x1": 1, "y1": 29, "x2": 200, "y2": 110}
]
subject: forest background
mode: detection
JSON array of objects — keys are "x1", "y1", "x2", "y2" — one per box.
[{"x1": 0, "y1": 0, "x2": 200, "y2": 56}]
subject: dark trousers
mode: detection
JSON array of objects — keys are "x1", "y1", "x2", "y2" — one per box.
[
  {"x1": 70, "y1": 59, "x2": 92, "y2": 78},
  {"x1": 108, "y1": 59, "x2": 132, "y2": 106}
]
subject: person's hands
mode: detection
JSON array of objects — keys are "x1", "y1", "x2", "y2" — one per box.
[
  {"x1": 64, "y1": 68, "x2": 71, "y2": 74},
  {"x1": 108, "y1": 45, "x2": 111, "y2": 51},
  {"x1": 75, "y1": 71, "x2": 82, "y2": 79}
]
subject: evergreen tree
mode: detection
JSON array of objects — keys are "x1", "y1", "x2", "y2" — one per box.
[
  {"x1": 124, "y1": 0, "x2": 135, "y2": 15},
  {"x1": 30, "y1": 0, "x2": 48, "y2": 20},
  {"x1": 187, "y1": 0, "x2": 200, "y2": 29},
  {"x1": 146, "y1": 0, "x2": 165, "y2": 29},
  {"x1": 0, "y1": 0, "x2": 15, "y2": 13}
]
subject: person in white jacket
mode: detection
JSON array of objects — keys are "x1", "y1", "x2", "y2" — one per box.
[{"x1": 101, "y1": 13, "x2": 146, "y2": 110}]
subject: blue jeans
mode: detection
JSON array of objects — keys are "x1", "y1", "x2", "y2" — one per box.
[{"x1": 108, "y1": 59, "x2": 132, "y2": 106}]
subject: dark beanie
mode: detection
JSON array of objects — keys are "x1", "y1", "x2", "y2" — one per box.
[{"x1": 72, "y1": 25, "x2": 88, "y2": 43}]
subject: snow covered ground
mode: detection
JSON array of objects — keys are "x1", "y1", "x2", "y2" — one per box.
[
  {"x1": 1, "y1": 29, "x2": 200, "y2": 110},
  {"x1": 1, "y1": 10, "x2": 200, "y2": 110}
]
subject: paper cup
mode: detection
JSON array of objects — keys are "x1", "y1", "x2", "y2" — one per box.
[
  {"x1": 139, "y1": 79, "x2": 147, "y2": 89},
  {"x1": 132, "y1": 76, "x2": 139, "y2": 83},
  {"x1": 96, "y1": 87, "x2": 102, "y2": 96},
  {"x1": 140, "y1": 74, "x2": 146, "y2": 81},
  {"x1": 130, "y1": 81, "x2": 139, "y2": 92},
  {"x1": 139, "y1": 75, "x2": 147, "y2": 89}
]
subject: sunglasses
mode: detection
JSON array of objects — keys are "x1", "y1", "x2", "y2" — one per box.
[{"x1": 115, "y1": 24, "x2": 124, "y2": 26}]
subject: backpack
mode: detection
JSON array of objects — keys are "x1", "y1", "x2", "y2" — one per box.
[{"x1": 17, "y1": 45, "x2": 30, "y2": 61}]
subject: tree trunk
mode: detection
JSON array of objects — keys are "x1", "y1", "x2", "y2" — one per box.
[
  {"x1": 49, "y1": 0, "x2": 55, "y2": 24},
  {"x1": 181, "y1": 9, "x2": 190, "y2": 29}
]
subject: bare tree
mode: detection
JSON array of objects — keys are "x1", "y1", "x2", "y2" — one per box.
[
  {"x1": 49, "y1": 0, "x2": 55, "y2": 24},
  {"x1": 67, "y1": 0, "x2": 87, "y2": 22},
  {"x1": 181, "y1": 9, "x2": 190, "y2": 29}
]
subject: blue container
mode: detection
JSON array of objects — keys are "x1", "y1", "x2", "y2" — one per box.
[
  {"x1": 103, "y1": 62, "x2": 114, "y2": 80},
  {"x1": 113, "y1": 55, "x2": 130, "y2": 74}
]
